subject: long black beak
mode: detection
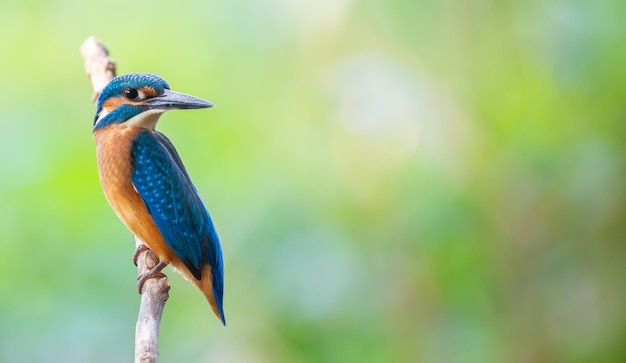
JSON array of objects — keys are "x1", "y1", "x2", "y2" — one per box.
[{"x1": 146, "y1": 89, "x2": 214, "y2": 110}]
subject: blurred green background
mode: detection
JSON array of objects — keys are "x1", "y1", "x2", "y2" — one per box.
[{"x1": 0, "y1": 0, "x2": 624, "y2": 362}]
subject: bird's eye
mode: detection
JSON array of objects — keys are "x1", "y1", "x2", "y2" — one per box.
[{"x1": 124, "y1": 88, "x2": 140, "y2": 100}]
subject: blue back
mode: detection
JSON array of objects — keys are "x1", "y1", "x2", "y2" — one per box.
[{"x1": 130, "y1": 129, "x2": 224, "y2": 319}]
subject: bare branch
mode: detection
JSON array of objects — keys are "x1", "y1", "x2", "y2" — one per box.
[
  {"x1": 134, "y1": 237, "x2": 171, "y2": 363},
  {"x1": 80, "y1": 36, "x2": 116, "y2": 102},
  {"x1": 80, "y1": 36, "x2": 170, "y2": 363}
]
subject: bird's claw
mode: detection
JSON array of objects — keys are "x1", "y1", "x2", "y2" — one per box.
[
  {"x1": 137, "y1": 260, "x2": 168, "y2": 293},
  {"x1": 132, "y1": 244, "x2": 150, "y2": 266}
]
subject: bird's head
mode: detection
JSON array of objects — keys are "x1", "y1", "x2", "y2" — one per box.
[{"x1": 93, "y1": 73, "x2": 213, "y2": 130}]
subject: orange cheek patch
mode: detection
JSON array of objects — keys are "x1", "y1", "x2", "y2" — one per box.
[
  {"x1": 102, "y1": 96, "x2": 124, "y2": 113},
  {"x1": 102, "y1": 96, "x2": 144, "y2": 113},
  {"x1": 142, "y1": 86, "x2": 158, "y2": 98}
]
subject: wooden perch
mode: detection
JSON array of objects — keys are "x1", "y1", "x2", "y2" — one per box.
[
  {"x1": 80, "y1": 36, "x2": 116, "y2": 102},
  {"x1": 133, "y1": 236, "x2": 171, "y2": 363},
  {"x1": 80, "y1": 35, "x2": 170, "y2": 363}
]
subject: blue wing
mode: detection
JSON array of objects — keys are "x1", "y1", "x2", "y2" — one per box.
[{"x1": 130, "y1": 129, "x2": 223, "y2": 296}]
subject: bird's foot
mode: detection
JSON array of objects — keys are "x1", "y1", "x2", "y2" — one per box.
[
  {"x1": 132, "y1": 244, "x2": 150, "y2": 266},
  {"x1": 137, "y1": 260, "x2": 168, "y2": 294}
]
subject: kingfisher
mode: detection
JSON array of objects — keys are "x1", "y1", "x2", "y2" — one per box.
[{"x1": 92, "y1": 73, "x2": 225, "y2": 325}]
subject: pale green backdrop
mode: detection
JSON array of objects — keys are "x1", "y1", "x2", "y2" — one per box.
[{"x1": 0, "y1": 0, "x2": 624, "y2": 362}]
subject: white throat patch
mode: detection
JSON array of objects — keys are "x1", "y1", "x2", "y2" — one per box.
[{"x1": 125, "y1": 109, "x2": 166, "y2": 130}]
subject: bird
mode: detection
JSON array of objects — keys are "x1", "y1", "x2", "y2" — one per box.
[{"x1": 92, "y1": 73, "x2": 225, "y2": 325}]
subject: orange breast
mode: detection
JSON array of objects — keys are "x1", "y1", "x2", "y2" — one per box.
[
  {"x1": 94, "y1": 124, "x2": 223, "y2": 321},
  {"x1": 93, "y1": 124, "x2": 177, "y2": 264}
]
